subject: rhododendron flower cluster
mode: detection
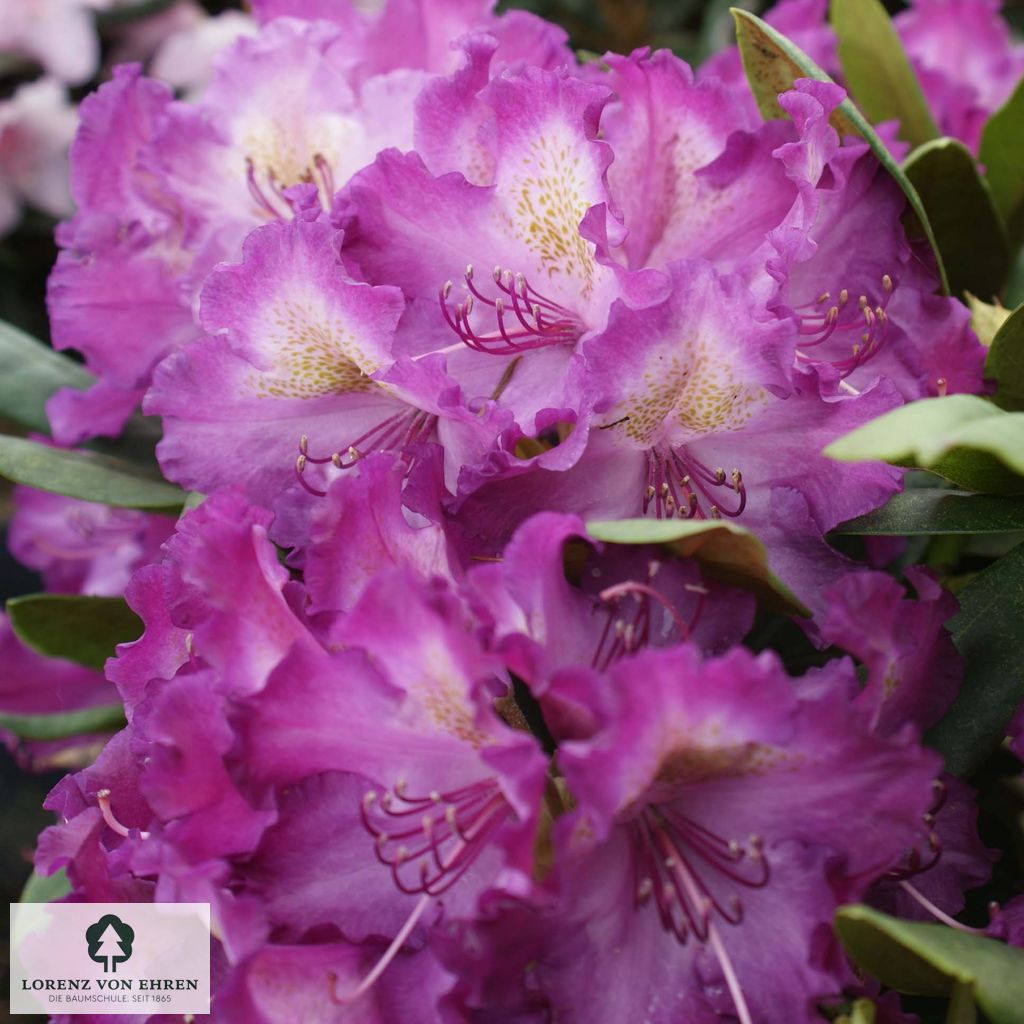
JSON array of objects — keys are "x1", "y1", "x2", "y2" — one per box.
[{"x1": 3, "y1": 0, "x2": 1024, "y2": 1021}]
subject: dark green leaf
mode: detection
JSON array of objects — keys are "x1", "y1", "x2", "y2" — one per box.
[
  {"x1": 831, "y1": 0, "x2": 939, "y2": 149},
  {"x1": 947, "y1": 983, "x2": 979, "y2": 1024},
  {"x1": 730, "y1": 7, "x2": 949, "y2": 293},
  {"x1": 0, "y1": 319, "x2": 91, "y2": 433},
  {"x1": 20, "y1": 868, "x2": 71, "y2": 904},
  {"x1": 902, "y1": 138, "x2": 1010, "y2": 299},
  {"x1": 986, "y1": 302, "x2": 1024, "y2": 410},
  {"x1": 835, "y1": 904, "x2": 1024, "y2": 1023},
  {"x1": 0, "y1": 435, "x2": 185, "y2": 510},
  {"x1": 7, "y1": 594, "x2": 143, "y2": 671},
  {"x1": 824, "y1": 394, "x2": 1024, "y2": 495},
  {"x1": 979, "y1": 75, "x2": 1024, "y2": 242},
  {"x1": 586, "y1": 517, "x2": 811, "y2": 616},
  {"x1": 0, "y1": 704, "x2": 126, "y2": 741},
  {"x1": 835, "y1": 489, "x2": 1024, "y2": 535},
  {"x1": 926, "y1": 540, "x2": 1024, "y2": 775}
]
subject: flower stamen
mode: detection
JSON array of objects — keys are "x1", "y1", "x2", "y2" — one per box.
[
  {"x1": 794, "y1": 274, "x2": 895, "y2": 378},
  {"x1": 294, "y1": 412, "x2": 437, "y2": 496},
  {"x1": 96, "y1": 789, "x2": 150, "y2": 840},
  {"x1": 440, "y1": 265, "x2": 583, "y2": 355},
  {"x1": 361, "y1": 779, "x2": 510, "y2": 897},
  {"x1": 643, "y1": 449, "x2": 746, "y2": 521}
]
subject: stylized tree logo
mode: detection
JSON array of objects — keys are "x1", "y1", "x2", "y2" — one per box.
[{"x1": 85, "y1": 914, "x2": 135, "y2": 973}]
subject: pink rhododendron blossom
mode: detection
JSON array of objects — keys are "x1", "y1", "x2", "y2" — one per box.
[
  {"x1": 44, "y1": 0, "x2": 568, "y2": 446},
  {"x1": 441, "y1": 645, "x2": 939, "y2": 1023},
  {"x1": 8, "y1": 486, "x2": 175, "y2": 596}
]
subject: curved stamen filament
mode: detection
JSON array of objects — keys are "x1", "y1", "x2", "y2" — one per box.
[
  {"x1": 898, "y1": 881, "x2": 988, "y2": 935},
  {"x1": 439, "y1": 265, "x2": 583, "y2": 355},
  {"x1": 631, "y1": 807, "x2": 769, "y2": 944},
  {"x1": 599, "y1": 582, "x2": 692, "y2": 644},
  {"x1": 96, "y1": 789, "x2": 150, "y2": 840},
  {"x1": 361, "y1": 779, "x2": 510, "y2": 898},
  {"x1": 794, "y1": 275, "x2": 894, "y2": 379},
  {"x1": 330, "y1": 892, "x2": 433, "y2": 1005},
  {"x1": 295, "y1": 412, "x2": 437, "y2": 496},
  {"x1": 707, "y1": 921, "x2": 755, "y2": 1024},
  {"x1": 246, "y1": 158, "x2": 288, "y2": 221},
  {"x1": 312, "y1": 153, "x2": 335, "y2": 204},
  {"x1": 644, "y1": 449, "x2": 746, "y2": 522}
]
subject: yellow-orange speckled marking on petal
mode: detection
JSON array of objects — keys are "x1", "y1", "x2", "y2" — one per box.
[
  {"x1": 410, "y1": 644, "x2": 495, "y2": 748},
  {"x1": 240, "y1": 112, "x2": 359, "y2": 190},
  {"x1": 655, "y1": 738, "x2": 800, "y2": 787},
  {"x1": 415, "y1": 676, "x2": 494, "y2": 748},
  {"x1": 502, "y1": 130, "x2": 596, "y2": 295},
  {"x1": 249, "y1": 298, "x2": 377, "y2": 400},
  {"x1": 619, "y1": 342, "x2": 767, "y2": 445}
]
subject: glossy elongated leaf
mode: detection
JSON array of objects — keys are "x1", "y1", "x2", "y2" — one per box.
[
  {"x1": 585, "y1": 517, "x2": 811, "y2": 617},
  {"x1": 824, "y1": 395, "x2": 1024, "y2": 495},
  {"x1": 986, "y1": 303, "x2": 1024, "y2": 411},
  {"x1": 0, "y1": 704, "x2": 126, "y2": 741},
  {"x1": 0, "y1": 319, "x2": 91, "y2": 433},
  {"x1": 831, "y1": 0, "x2": 939, "y2": 148},
  {"x1": 835, "y1": 904, "x2": 1024, "y2": 1023},
  {"x1": 20, "y1": 868, "x2": 71, "y2": 904},
  {"x1": 979, "y1": 75, "x2": 1024, "y2": 240},
  {"x1": 835, "y1": 489, "x2": 1024, "y2": 535},
  {"x1": 7, "y1": 594, "x2": 143, "y2": 671},
  {"x1": 0, "y1": 435, "x2": 185, "y2": 510},
  {"x1": 730, "y1": 7, "x2": 949, "y2": 293},
  {"x1": 926, "y1": 540, "x2": 1024, "y2": 776},
  {"x1": 903, "y1": 138, "x2": 1010, "y2": 299}
]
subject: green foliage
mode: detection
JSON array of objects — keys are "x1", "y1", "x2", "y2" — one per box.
[
  {"x1": 824, "y1": 394, "x2": 1024, "y2": 494},
  {"x1": 0, "y1": 318, "x2": 91, "y2": 433},
  {"x1": 7, "y1": 594, "x2": 143, "y2": 671},
  {"x1": 0, "y1": 704, "x2": 127, "y2": 741},
  {"x1": 0, "y1": 435, "x2": 185, "y2": 511},
  {"x1": 966, "y1": 293, "x2": 1012, "y2": 347},
  {"x1": 831, "y1": 0, "x2": 939, "y2": 149},
  {"x1": 986, "y1": 303, "x2": 1024, "y2": 410},
  {"x1": 902, "y1": 138, "x2": 1010, "y2": 299},
  {"x1": 834, "y1": 490, "x2": 1024, "y2": 535},
  {"x1": 979, "y1": 76, "x2": 1024, "y2": 245},
  {"x1": 836, "y1": 905, "x2": 1024, "y2": 1023},
  {"x1": 925, "y1": 540, "x2": 1024, "y2": 776},
  {"x1": 20, "y1": 868, "x2": 71, "y2": 904}
]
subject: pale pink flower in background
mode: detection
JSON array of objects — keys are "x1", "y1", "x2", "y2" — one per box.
[
  {"x1": 148, "y1": 7, "x2": 258, "y2": 99},
  {"x1": 0, "y1": 77, "x2": 76, "y2": 236},
  {"x1": 0, "y1": 0, "x2": 110, "y2": 84}
]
